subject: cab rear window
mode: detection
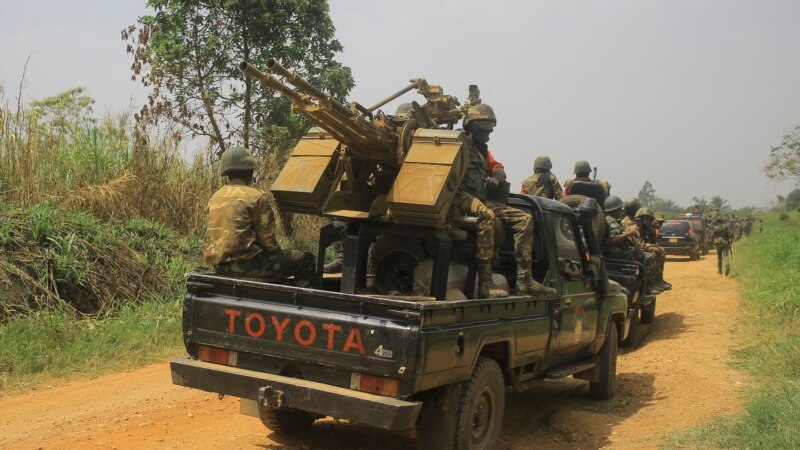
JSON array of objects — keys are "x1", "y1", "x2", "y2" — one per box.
[{"x1": 661, "y1": 221, "x2": 690, "y2": 233}]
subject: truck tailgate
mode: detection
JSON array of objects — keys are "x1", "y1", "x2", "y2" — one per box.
[{"x1": 184, "y1": 274, "x2": 419, "y2": 380}]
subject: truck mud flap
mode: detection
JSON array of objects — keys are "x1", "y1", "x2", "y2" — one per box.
[{"x1": 170, "y1": 357, "x2": 422, "y2": 430}]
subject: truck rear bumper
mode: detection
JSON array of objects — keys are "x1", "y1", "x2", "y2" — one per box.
[{"x1": 170, "y1": 357, "x2": 422, "y2": 430}]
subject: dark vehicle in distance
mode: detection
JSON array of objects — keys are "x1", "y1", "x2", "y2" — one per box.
[
  {"x1": 680, "y1": 213, "x2": 709, "y2": 254},
  {"x1": 658, "y1": 220, "x2": 701, "y2": 260}
]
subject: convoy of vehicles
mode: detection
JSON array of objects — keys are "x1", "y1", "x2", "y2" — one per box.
[{"x1": 658, "y1": 219, "x2": 702, "y2": 260}]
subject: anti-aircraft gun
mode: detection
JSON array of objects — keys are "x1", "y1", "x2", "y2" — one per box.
[{"x1": 241, "y1": 59, "x2": 483, "y2": 298}]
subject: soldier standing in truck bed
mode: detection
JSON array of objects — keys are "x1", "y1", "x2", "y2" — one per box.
[
  {"x1": 453, "y1": 101, "x2": 556, "y2": 298},
  {"x1": 563, "y1": 160, "x2": 611, "y2": 196},
  {"x1": 520, "y1": 155, "x2": 563, "y2": 200},
  {"x1": 203, "y1": 147, "x2": 315, "y2": 286}
]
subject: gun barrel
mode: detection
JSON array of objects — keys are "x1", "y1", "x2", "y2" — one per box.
[
  {"x1": 239, "y1": 61, "x2": 305, "y2": 104},
  {"x1": 266, "y1": 58, "x2": 353, "y2": 118}
]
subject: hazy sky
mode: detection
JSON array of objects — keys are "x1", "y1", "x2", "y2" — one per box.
[{"x1": 2, "y1": 0, "x2": 799, "y2": 208}]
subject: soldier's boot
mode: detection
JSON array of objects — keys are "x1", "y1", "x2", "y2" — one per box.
[
  {"x1": 718, "y1": 260, "x2": 723, "y2": 275},
  {"x1": 323, "y1": 247, "x2": 344, "y2": 274},
  {"x1": 658, "y1": 275, "x2": 672, "y2": 291},
  {"x1": 516, "y1": 270, "x2": 556, "y2": 296},
  {"x1": 477, "y1": 265, "x2": 508, "y2": 299}
]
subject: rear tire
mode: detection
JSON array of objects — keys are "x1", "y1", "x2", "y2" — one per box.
[
  {"x1": 621, "y1": 306, "x2": 641, "y2": 348},
  {"x1": 260, "y1": 408, "x2": 315, "y2": 435},
  {"x1": 453, "y1": 357, "x2": 505, "y2": 450},
  {"x1": 589, "y1": 321, "x2": 618, "y2": 400},
  {"x1": 641, "y1": 298, "x2": 656, "y2": 324}
]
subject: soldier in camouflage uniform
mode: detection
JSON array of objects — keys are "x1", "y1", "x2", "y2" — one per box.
[
  {"x1": 711, "y1": 217, "x2": 732, "y2": 275},
  {"x1": 453, "y1": 101, "x2": 556, "y2": 298},
  {"x1": 203, "y1": 147, "x2": 315, "y2": 286},
  {"x1": 520, "y1": 156, "x2": 563, "y2": 200},
  {"x1": 563, "y1": 160, "x2": 611, "y2": 196},
  {"x1": 601, "y1": 197, "x2": 662, "y2": 295},
  {"x1": 635, "y1": 208, "x2": 671, "y2": 290}
]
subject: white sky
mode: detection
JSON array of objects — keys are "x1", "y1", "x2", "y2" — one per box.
[{"x1": 2, "y1": 0, "x2": 799, "y2": 208}]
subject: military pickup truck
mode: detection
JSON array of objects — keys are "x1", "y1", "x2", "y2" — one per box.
[{"x1": 170, "y1": 195, "x2": 629, "y2": 450}]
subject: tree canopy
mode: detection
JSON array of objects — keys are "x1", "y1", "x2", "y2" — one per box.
[
  {"x1": 765, "y1": 125, "x2": 800, "y2": 186},
  {"x1": 123, "y1": 0, "x2": 354, "y2": 157},
  {"x1": 637, "y1": 180, "x2": 656, "y2": 208}
]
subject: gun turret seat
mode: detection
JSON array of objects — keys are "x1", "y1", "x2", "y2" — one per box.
[{"x1": 568, "y1": 180, "x2": 607, "y2": 206}]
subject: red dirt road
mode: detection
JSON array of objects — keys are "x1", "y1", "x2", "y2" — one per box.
[{"x1": 0, "y1": 254, "x2": 748, "y2": 449}]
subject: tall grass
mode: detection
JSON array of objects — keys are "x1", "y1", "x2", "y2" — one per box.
[{"x1": 664, "y1": 212, "x2": 800, "y2": 449}]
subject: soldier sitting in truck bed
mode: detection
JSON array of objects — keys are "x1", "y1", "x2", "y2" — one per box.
[
  {"x1": 452, "y1": 100, "x2": 556, "y2": 298},
  {"x1": 203, "y1": 147, "x2": 315, "y2": 286}
]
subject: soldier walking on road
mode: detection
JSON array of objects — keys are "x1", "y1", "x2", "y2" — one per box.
[
  {"x1": 204, "y1": 147, "x2": 316, "y2": 286},
  {"x1": 520, "y1": 156, "x2": 563, "y2": 200},
  {"x1": 453, "y1": 99, "x2": 556, "y2": 298},
  {"x1": 712, "y1": 217, "x2": 732, "y2": 276}
]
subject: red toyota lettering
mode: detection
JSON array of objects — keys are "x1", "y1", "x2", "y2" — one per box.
[
  {"x1": 342, "y1": 328, "x2": 366, "y2": 355},
  {"x1": 245, "y1": 312, "x2": 266, "y2": 338},
  {"x1": 224, "y1": 309, "x2": 242, "y2": 333},
  {"x1": 271, "y1": 316, "x2": 291, "y2": 341},
  {"x1": 322, "y1": 323, "x2": 342, "y2": 350},
  {"x1": 294, "y1": 320, "x2": 317, "y2": 346}
]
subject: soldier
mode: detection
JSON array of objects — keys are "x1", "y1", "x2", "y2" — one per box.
[
  {"x1": 601, "y1": 197, "x2": 661, "y2": 295},
  {"x1": 203, "y1": 147, "x2": 315, "y2": 286},
  {"x1": 621, "y1": 197, "x2": 641, "y2": 231},
  {"x1": 711, "y1": 217, "x2": 732, "y2": 275},
  {"x1": 520, "y1": 155, "x2": 563, "y2": 200},
  {"x1": 635, "y1": 208, "x2": 671, "y2": 290},
  {"x1": 453, "y1": 101, "x2": 556, "y2": 298},
  {"x1": 654, "y1": 212, "x2": 665, "y2": 237},
  {"x1": 563, "y1": 160, "x2": 611, "y2": 196}
]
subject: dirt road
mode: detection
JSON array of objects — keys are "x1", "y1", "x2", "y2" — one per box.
[{"x1": 1, "y1": 253, "x2": 749, "y2": 450}]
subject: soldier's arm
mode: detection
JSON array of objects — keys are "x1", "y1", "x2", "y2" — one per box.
[
  {"x1": 252, "y1": 194, "x2": 280, "y2": 253},
  {"x1": 552, "y1": 176, "x2": 564, "y2": 200}
]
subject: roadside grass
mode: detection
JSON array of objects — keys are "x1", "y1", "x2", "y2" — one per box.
[
  {"x1": 663, "y1": 213, "x2": 800, "y2": 449},
  {"x1": 0, "y1": 298, "x2": 183, "y2": 392}
]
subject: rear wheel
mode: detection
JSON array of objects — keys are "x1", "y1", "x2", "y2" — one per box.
[
  {"x1": 589, "y1": 321, "x2": 618, "y2": 400},
  {"x1": 621, "y1": 306, "x2": 641, "y2": 348},
  {"x1": 453, "y1": 357, "x2": 505, "y2": 450},
  {"x1": 260, "y1": 408, "x2": 315, "y2": 435},
  {"x1": 641, "y1": 298, "x2": 656, "y2": 324}
]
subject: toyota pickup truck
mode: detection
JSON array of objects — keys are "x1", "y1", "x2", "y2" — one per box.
[{"x1": 170, "y1": 195, "x2": 629, "y2": 450}]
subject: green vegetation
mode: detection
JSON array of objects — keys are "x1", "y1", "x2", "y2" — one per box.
[
  {"x1": 665, "y1": 213, "x2": 800, "y2": 449},
  {"x1": 0, "y1": 299, "x2": 183, "y2": 391}
]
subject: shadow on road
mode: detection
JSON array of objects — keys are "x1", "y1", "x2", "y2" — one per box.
[
  {"x1": 262, "y1": 372, "x2": 657, "y2": 450},
  {"x1": 634, "y1": 312, "x2": 690, "y2": 351}
]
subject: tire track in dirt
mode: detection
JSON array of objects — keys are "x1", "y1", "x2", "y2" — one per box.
[{"x1": 0, "y1": 253, "x2": 748, "y2": 449}]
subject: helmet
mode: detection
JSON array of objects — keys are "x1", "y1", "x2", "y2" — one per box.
[
  {"x1": 394, "y1": 103, "x2": 413, "y2": 119},
  {"x1": 604, "y1": 195, "x2": 623, "y2": 213},
  {"x1": 654, "y1": 212, "x2": 665, "y2": 222},
  {"x1": 573, "y1": 160, "x2": 591, "y2": 174},
  {"x1": 533, "y1": 155, "x2": 552, "y2": 171},
  {"x1": 463, "y1": 102, "x2": 496, "y2": 130},
  {"x1": 623, "y1": 197, "x2": 641, "y2": 217},
  {"x1": 219, "y1": 146, "x2": 257, "y2": 177},
  {"x1": 635, "y1": 207, "x2": 654, "y2": 220}
]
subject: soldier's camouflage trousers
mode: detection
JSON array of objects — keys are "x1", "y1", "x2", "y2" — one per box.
[
  {"x1": 644, "y1": 243, "x2": 666, "y2": 276},
  {"x1": 716, "y1": 244, "x2": 731, "y2": 273},
  {"x1": 216, "y1": 249, "x2": 316, "y2": 287},
  {"x1": 487, "y1": 200, "x2": 533, "y2": 271},
  {"x1": 635, "y1": 248, "x2": 659, "y2": 289}
]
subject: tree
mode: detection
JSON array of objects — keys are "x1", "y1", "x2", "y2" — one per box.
[
  {"x1": 651, "y1": 197, "x2": 680, "y2": 213},
  {"x1": 710, "y1": 195, "x2": 730, "y2": 212},
  {"x1": 638, "y1": 181, "x2": 656, "y2": 208},
  {"x1": 786, "y1": 188, "x2": 800, "y2": 211},
  {"x1": 692, "y1": 196, "x2": 709, "y2": 212},
  {"x1": 765, "y1": 125, "x2": 800, "y2": 185},
  {"x1": 30, "y1": 87, "x2": 95, "y2": 134},
  {"x1": 122, "y1": 0, "x2": 354, "y2": 157}
]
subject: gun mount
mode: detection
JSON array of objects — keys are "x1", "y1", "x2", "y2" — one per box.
[{"x1": 241, "y1": 59, "x2": 472, "y2": 226}]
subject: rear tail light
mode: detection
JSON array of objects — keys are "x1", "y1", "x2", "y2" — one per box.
[
  {"x1": 197, "y1": 345, "x2": 238, "y2": 366},
  {"x1": 350, "y1": 372, "x2": 399, "y2": 397}
]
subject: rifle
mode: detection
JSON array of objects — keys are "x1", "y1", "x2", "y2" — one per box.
[{"x1": 593, "y1": 166, "x2": 598, "y2": 180}]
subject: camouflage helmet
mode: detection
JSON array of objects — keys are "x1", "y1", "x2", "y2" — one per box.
[
  {"x1": 604, "y1": 195, "x2": 624, "y2": 213},
  {"x1": 654, "y1": 212, "x2": 665, "y2": 222},
  {"x1": 623, "y1": 197, "x2": 641, "y2": 217},
  {"x1": 219, "y1": 146, "x2": 257, "y2": 177},
  {"x1": 394, "y1": 102, "x2": 413, "y2": 119},
  {"x1": 635, "y1": 207, "x2": 654, "y2": 220},
  {"x1": 573, "y1": 160, "x2": 591, "y2": 174},
  {"x1": 463, "y1": 102, "x2": 496, "y2": 130},
  {"x1": 533, "y1": 155, "x2": 553, "y2": 171}
]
